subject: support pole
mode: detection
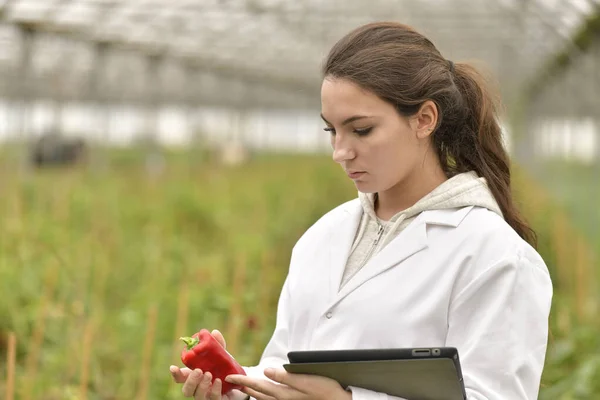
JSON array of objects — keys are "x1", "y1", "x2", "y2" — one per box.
[
  {"x1": 16, "y1": 23, "x2": 35, "y2": 174},
  {"x1": 144, "y1": 52, "x2": 165, "y2": 177},
  {"x1": 89, "y1": 41, "x2": 111, "y2": 172}
]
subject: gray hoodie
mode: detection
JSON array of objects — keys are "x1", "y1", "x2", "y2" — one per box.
[{"x1": 339, "y1": 171, "x2": 503, "y2": 290}]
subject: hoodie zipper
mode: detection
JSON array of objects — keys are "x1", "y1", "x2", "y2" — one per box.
[
  {"x1": 340, "y1": 218, "x2": 388, "y2": 289},
  {"x1": 359, "y1": 221, "x2": 385, "y2": 269}
]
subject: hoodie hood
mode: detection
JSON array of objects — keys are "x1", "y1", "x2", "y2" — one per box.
[{"x1": 359, "y1": 170, "x2": 502, "y2": 230}]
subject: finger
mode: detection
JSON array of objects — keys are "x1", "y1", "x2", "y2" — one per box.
[
  {"x1": 263, "y1": 367, "x2": 304, "y2": 391},
  {"x1": 195, "y1": 372, "x2": 213, "y2": 400},
  {"x1": 170, "y1": 365, "x2": 193, "y2": 384},
  {"x1": 208, "y1": 378, "x2": 222, "y2": 400},
  {"x1": 263, "y1": 368, "x2": 288, "y2": 385},
  {"x1": 211, "y1": 329, "x2": 226, "y2": 349},
  {"x1": 182, "y1": 369, "x2": 204, "y2": 397},
  {"x1": 241, "y1": 386, "x2": 278, "y2": 400},
  {"x1": 224, "y1": 375, "x2": 280, "y2": 398},
  {"x1": 264, "y1": 367, "x2": 319, "y2": 393}
]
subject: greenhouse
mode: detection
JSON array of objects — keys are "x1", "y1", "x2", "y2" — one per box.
[{"x1": 0, "y1": 0, "x2": 599, "y2": 399}]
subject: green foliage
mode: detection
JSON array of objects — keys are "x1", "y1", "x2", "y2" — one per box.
[
  {"x1": 0, "y1": 154, "x2": 356, "y2": 399},
  {"x1": 513, "y1": 166, "x2": 600, "y2": 399},
  {"x1": 0, "y1": 154, "x2": 597, "y2": 399}
]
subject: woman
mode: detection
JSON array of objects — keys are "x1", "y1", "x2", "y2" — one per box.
[{"x1": 170, "y1": 21, "x2": 553, "y2": 400}]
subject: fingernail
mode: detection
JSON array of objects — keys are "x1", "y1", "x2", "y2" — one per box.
[{"x1": 264, "y1": 367, "x2": 274, "y2": 375}]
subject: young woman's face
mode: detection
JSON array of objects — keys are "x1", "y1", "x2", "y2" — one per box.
[{"x1": 320, "y1": 77, "x2": 432, "y2": 194}]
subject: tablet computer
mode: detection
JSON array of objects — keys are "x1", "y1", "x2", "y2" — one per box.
[{"x1": 283, "y1": 347, "x2": 466, "y2": 400}]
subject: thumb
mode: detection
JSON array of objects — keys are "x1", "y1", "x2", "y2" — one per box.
[{"x1": 211, "y1": 329, "x2": 226, "y2": 349}]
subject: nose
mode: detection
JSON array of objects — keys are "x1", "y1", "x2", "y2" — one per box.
[{"x1": 332, "y1": 134, "x2": 356, "y2": 164}]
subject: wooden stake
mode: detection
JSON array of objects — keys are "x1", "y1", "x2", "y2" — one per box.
[
  {"x1": 79, "y1": 317, "x2": 95, "y2": 400},
  {"x1": 172, "y1": 278, "x2": 190, "y2": 364},
  {"x1": 5, "y1": 332, "x2": 16, "y2": 400},
  {"x1": 575, "y1": 236, "x2": 590, "y2": 324},
  {"x1": 252, "y1": 251, "x2": 273, "y2": 358},
  {"x1": 552, "y1": 213, "x2": 571, "y2": 292},
  {"x1": 21, "y1": 262, "x2": 59, "y2": 400},
  {"x1": 225, "y1": 253, "x2": 247, "y2": 355},
  {"x1": 137, "y1": 304, "x2": 158, "y2": 400}
]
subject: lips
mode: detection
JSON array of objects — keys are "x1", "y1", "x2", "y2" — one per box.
[{"x1": 347, "y1": 171, "x2": 366, "y2": 179}]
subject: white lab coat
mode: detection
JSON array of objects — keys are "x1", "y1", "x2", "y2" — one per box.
[{"x1": 243, "y1": 199, "x2": 553, "y2": 400}]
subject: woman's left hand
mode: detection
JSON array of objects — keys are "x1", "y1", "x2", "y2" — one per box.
[{"x1": 224, "y1": 368, "x2": 352, "y2": 400}]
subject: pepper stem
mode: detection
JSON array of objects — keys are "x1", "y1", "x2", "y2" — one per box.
[{"x1": 180, "y1": 336, "x2": 200, "y2": 350}]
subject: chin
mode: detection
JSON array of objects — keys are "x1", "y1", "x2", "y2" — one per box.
[{"x1": 353, "y1": 181, "x2": 378, "y2": 193}]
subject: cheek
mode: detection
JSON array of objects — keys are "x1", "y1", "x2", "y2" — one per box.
[
  {"x1": 379, "y1": 147, "x2": 407, "y2": 178},
  {"x1": 372, "y1": 133, "x2": 408, "y2": 164},
  {"x1": 371, "y1": 132, "x2": 417, "y2": 179}
]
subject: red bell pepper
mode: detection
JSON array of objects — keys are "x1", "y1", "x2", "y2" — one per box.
[{"x1": 179, "y1": 329, "x2": 246, "y2": 395}]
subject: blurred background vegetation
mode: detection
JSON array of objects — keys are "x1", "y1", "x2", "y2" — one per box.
[{"x1": 0, "y1": 1, "x2": 599, "y2": 399}]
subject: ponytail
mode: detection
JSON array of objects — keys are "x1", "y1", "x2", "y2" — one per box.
[{"x1": 451, "y1": 63, "x2": 537, "y2": 247}]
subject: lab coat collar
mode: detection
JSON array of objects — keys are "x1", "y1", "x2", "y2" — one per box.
[{"x1": 326, "y1": 200, "x2": 474, "y2": 311}]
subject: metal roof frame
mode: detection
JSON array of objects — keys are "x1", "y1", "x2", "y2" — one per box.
[{"x1": 0, "y1": 0, "x2": 595, "y2": 109}]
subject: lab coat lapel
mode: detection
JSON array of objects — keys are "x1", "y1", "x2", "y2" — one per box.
[
  {"x1": 328, "y1": 200, "x2": 363, "y2": 302},
  {"x1": 327, "y1": 213, "x2": 429, "y2": 310},
  {"x1": 324, "y1": 203, "x2": 474, "y2": 312}
]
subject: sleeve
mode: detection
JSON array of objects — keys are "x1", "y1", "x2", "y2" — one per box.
[
  {"x1": 345, "y1": 251, "x2": 552, "y2": 400},
  {"x1": 444, "y1": 251, "x2": 553, "y2": 400}
]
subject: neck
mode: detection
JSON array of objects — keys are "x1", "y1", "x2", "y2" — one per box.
[{"x1": 375, "y1": 165, "x2": 448, "y2": 221}]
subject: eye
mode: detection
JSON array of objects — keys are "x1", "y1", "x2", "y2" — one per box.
[
  {"x1": 354, "y1": 127, "x2": 373, "y2": 136},
  {"x1": 323, "y1": 127, "x2": 336, "y2": 135}
]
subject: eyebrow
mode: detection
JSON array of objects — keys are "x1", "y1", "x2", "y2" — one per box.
[{"x1": 320, "y1": 114, "x2": 371, "y2": 126}]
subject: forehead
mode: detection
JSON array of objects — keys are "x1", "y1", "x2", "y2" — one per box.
[{"x1": 320, "y1": 77, "x2": 391, "y2": 118}]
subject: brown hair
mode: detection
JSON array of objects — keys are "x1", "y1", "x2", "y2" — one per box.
[{"x1": 323, "y1": 21, "x2": 537, "y2": 247}]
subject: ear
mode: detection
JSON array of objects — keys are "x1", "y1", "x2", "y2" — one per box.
[{"x1": 409, "y1": 100, "x2": 438, "y2": 139}]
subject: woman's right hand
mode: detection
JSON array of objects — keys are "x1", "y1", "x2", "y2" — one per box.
[
  {"x1": 170, "y1": 367, "x2": 232, "y2": 399},
  {"x1": 170, "y1": 329, "x2": 241, "y2": 400}
]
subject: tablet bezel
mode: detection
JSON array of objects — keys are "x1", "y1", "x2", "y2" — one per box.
[{"x1": 287, "y1": 347, "x2": 460, "y2": 365}]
